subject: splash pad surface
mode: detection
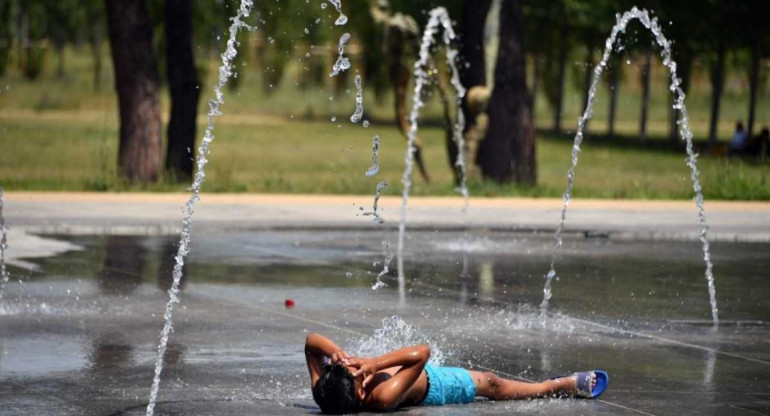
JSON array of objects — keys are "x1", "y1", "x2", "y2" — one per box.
[{"x1": 1, "y1": 210, "x2": 769, "y2": 415}]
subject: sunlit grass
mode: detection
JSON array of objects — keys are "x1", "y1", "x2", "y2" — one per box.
[
  {"x1": 0, "y1": 46, "x2": 767, "y2": 199},
  {"x1": 1, "y1": 112, "x2": 767, "y2": 200}
]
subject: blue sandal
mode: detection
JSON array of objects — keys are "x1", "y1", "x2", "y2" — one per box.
[{"x1": 551, "y1": 370, "x2": 609, "y2": 399}]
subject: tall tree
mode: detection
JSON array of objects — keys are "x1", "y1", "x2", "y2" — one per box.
[
  {"x1": 741, "y1": 0, "x2": 768, "y2": 138},
  {"x1": 638, "y1": 47, "x2": 652, "y2": 142},
  {"x1": 477, "y1": 0, "x2": 535, "y2": 184},
  {"x1": 527, "y1": 0, "x2": 569, "y2": 133},
  {"x1": 550, "y1": 30, "x2": 568, "y2": 132},
  {"x1": 707, "y1": 39, "x2": 726, "y2": 149},
  {"x1": 705, "y1": 0, "x2": 734, "y2": 149},
  {"x1": 0, "y1": 0, "x2": 11, "y2": 76},
  {"x1": 581, "y1": 37, "x2": 596, "y2": 129},
  {"x1": 46, "y1": 0, "x2": 81, "y2": 78},
  {"x1": 105, "y1": 0, "x2": 162, "y2": 183},
  {"x1": 165, "y1": 0, "x2": 200, "y2": 182},
  {"x1": 746, "y1": 44, "x2": 762, "y2": 138},
  {"x1": 459, "y1": 0, "x2": 492, "y2": 129},
  {"x1": 349, "y1": 1, "x2": 387, "y2": 99},
  {"x1": 607, "y1": 55, "x2": 621, "y2": 138},
  {"x1": 254, "y1": 1, "x2": 294, "y2": 95},
  {"x1": 19, "y1": 0, "x2": 47, "y2": 80},
  {"x1": 84, "y1": 0, "x2": 106, "y2": 92},
  {"x1": 655, "y1": 0, "x2": 704, "y2": 144},
  {"x1": 457, "y1": 0, "x2": 492, "y2": 181}
]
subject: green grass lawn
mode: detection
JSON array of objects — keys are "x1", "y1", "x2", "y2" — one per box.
[
  {"x1": 1, "y1": 112, "x2": 767, "y2": 200},
  {"x1": 0, "y1": 45, "x2": 768, "y2": 200}
]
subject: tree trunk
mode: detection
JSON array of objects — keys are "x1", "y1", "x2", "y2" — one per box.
[
  {"x1": 747, "y1": 42, "x2": 761, "y2": 138},
  {"x1": 0, "y1": 0, "x2": 10, "y2": 76},
  {"x1": 582, "y1": 38, "x2": 595, "y2": 131},
  {"x1": 55, "y1": 43, "x2": 65, "y2": 78},
  {"x1": 105, "y1": 0, "x2": 162, "y2": 183},
  {"x1": 552, "y1": 32, "x2": 568, "y2": 132},
  {"x1": 436, "y1": 68, "x2": 461, "y2": 186},
  {"x1": 90, "y1": 31, "x2": 103, "y2": 92},
  {"x1": 708, "y1": 42, "x2": 726, "y2": 149},
  {"x1": 639, "y1": 48, "x2": 652, "y2": 142},
  {"x1": 459, "y1": 0, "x2": 492, "y2": 134},
  {"x1": 531, "y1": 54, "x2": 541, "y2": 123},
  {"x1": 87, "y1": 4, "x2": 105, "y2": 93},
  {"x1": 608, "y1": 56, "x2": 620, "y2": 138},
  {"x1": 18, "y1": 3, "x2": 27, "y2": 74},
  {"x1": 477, "y1": 0, "x2": 535, "y2": 184},
  {"x1": 165, "y1": 0, "x2": 200, "y2": 182}
]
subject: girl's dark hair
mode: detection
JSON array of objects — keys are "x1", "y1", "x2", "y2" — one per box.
[{"x1": 312, "y1": 363, "x2": 359, "y2": 414}]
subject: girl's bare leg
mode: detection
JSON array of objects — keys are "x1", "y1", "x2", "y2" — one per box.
[{"x1": 468, "y1": 370, "x2": 596, "y2": 400}]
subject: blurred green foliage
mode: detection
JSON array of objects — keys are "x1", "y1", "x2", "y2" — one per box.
[{"x1": 2, "y1": 0, "x2": 766, "y2": 94}]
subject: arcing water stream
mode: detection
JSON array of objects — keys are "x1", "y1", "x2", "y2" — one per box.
[
  {"x1": 396, "y1": 7, "x2": 468, "y2": 282},
  {"x1": 539, "y1": 7, "x2": 718, "y2": 326},
  {"x1": 0, "y1": 187, "x2": 9, "y2": 304},
  {"x1": 329, "y1": 32, "x2": 351, "y2": 77},
  {"x1": 351, "y1": 74, "x2": 364, "y2": 123},
  {"x1": 365, "y1": 135, "x2": 380, "y2": 177},
  {"x1": 325, "y1": 0, "x2": 348, "y2": 26},
  {"x1": 145, "y1": 1, "x2": 254, "y2": 415}
]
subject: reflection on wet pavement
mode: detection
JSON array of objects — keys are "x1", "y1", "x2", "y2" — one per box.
[{"x1": 1, "y1": 231, "x2": 769, "y2": 415}]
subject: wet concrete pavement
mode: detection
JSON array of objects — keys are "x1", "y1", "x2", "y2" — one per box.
[{"x1": 2, "y1": 231, "x2": 769, "y2": 415}]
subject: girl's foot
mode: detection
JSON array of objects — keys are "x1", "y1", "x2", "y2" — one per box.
[{"x1": 552, "y1": 370, "x2": 606, "y2": 399}]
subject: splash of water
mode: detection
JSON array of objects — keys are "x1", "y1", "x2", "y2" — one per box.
[
  {"x1": 365, "y1": 135, "x2": 380, "y2": 177},
  {"x1": 325, "y1": 0, "x2": 347, "y2": 26},
  {"x1": 397, "y1": 7, "x2": 468, "y2": 281},
  {"x1": 363, "y1": 181, "x2": 388, "y2": 225},
  {"x1": 329, "y1": 33, "x2": 351, "y2": 77},
  {"x1": 350, "y1": 74, "x2": 364, "y2": 123},
  {"x1": 448, "y1": 306, "x2": 577, "y2": 336},
  {"x1": 145, "y1": 2, "x2": 254, "y2": 415},
  {"x1": 372, "y1": 240, "x2": 393, "y2": 290},
  {"x1": 539, "y1": 7, "x2": 718, "y2": 326},
  {"x1": 0, "y1": 187, "x2": 9, "y2": 303},
  {"x1": 348, "y1": 316, "x2": 446, "y2": 366}
]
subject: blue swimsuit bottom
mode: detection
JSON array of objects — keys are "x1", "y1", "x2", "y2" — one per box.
[{"x1": 420, "y1": 364, "x2": 477, "y2": 406}]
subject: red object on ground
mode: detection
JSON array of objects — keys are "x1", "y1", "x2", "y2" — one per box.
[{"x1": 284, "y1": 299, "x2": 295, "y2": 308}]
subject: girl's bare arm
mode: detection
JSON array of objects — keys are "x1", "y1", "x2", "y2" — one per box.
[
  {"x1": 304, "y1": 333, "x2": 350, "y2": 386},
  {"x1": 348, "y1": 344, "x2": 430, "y2": 410}
]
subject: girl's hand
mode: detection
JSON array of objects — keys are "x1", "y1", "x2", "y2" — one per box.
[
  {"x1": 348, "y1": 358, "x2": 378, "y2": 387},
  {"x1": 330, "y1": 350, "x2": 351, "y2": 365}
]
